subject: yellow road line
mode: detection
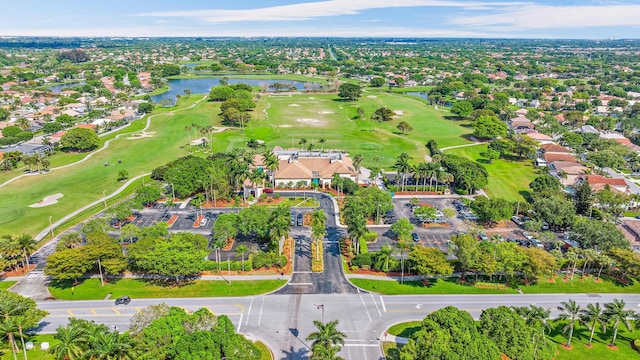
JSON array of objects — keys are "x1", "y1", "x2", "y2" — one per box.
[
  {"x1": 112, "y1": 308, "x2": 121, "y2": 315},
  {"x1": 90, "y1": 309, "x2": 97, "y2": 315},
  {"x1": 67, "y1": 309, "x2": 74, "y2": 316}
]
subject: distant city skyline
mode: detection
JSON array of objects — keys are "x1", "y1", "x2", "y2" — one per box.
[{"x1": 1, "y1": 0, "x2": 639, "y2": 39}]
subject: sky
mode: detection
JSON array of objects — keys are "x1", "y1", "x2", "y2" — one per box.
[{"x1": 1, "y1": 0, "x2": 640, "y2": 39}]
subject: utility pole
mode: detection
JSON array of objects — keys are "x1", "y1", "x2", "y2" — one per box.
[
  {"x1": 48, "y1": 216, "x2": 54, "y2": 238},
  {"x1": 315, "y1": 304, "x2": 325, "y2": 323},
  {"x1": 97, "y1": 258, "x2": 104, "y2": 286}
]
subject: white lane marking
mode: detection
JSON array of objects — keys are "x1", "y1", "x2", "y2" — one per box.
[
  {"x1": 416, "y1": 304, "x2": 423, "y2": 309},
  {"x1": 369, "y1": 292, "x2": 382, "y2": 317},
  {"x1": 245, "y1": 296, "x2": 254, "y2": 325},
  {"x1": 288, "y1": 283, "x2": 313, "y2": 285},
  {"x1": 359, "y1": 294, "x2": 373, "y2": 323},
  {"x1": 257, "y1": 296, "x2": 266, "y2": 327},
  {"x1": 380, "y1": 296, "x2": 387, "y2": 312},
  {"x1": 343, "y1": 344, "x2": 379, "y2": 347},
  {"x1": 237, "y1": 313, "x2": 243, "y2": 333}
]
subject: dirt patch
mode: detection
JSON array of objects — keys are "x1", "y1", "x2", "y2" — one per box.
[
  {"x1": 393, "y1": 110, "x2": 404, "y2": 115},
  {"x1": 318, "y1": 111, "x2": 334, "y2": 114},
  {"x1": 126, "y1": 131, "x2": 156, "y2": 140},
  {"x1": 367, "y1": 95, "x2": 377, "y2": 99},
  {"x1": 296, "y1": 118, "x2": 326, "y2": 126},
  {"x1": 29, "y1": 193, "x2": 63, "y2": 208},
  {"x1": 278, "y1": 125, "x2": 293, "y2": 128}
]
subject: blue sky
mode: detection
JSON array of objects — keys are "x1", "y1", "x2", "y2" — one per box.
[{"x1": 1, "y1": 0, "x2": 639, "y2": 39}]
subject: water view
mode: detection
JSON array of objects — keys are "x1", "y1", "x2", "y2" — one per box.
[
  {"x1": 49, "y1": 81, "x2": 87, "y2": 94},
  {"x1": 151, "y1": 77, "x2": 323, "y2": 104}
]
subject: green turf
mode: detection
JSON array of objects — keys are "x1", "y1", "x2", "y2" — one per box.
[
  {"x1": 350, "y1": 278, "x2": 519, "y2": 295},
  {"x1": 350, "y1": 275, "x2": 640, "y2": 295},
  {"x1": 0, "y1": 281, "x2": 17, "y2": 290},
  {"x1": 445, "y1": 144, "x2": 539, "y2": 201},
  {"x1": 254, "y1": 341, "x2": 274, "y2": 360},
  {"x1": 48, "y1": 278, "x2": 286, "y2": 300},
  {"x1": 0, "y1": 334, "x2": 57, "y2": 360},
  {"x1": 387, "y1": 321, "x2": 422, "y2": 338}
]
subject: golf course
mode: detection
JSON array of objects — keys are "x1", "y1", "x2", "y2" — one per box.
[{"x1": 0, "y1": 84, "x2": 506, "y2": 238}]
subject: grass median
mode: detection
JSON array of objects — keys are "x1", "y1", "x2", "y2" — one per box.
[
  {"x1": 49, "y1": 278, "x2": 286, "y2": 300},
  {"x1": 0, "y1": 281, "x2": 17, "y2": 290},
  {"x1": 350, "y1": 275, "x2": 640, "y2": 295}
]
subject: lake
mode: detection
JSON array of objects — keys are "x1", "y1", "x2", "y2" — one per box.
[
  {"x1": 405, "y1": 91, "x2": 429, "y2": 101},
  {"x1": 151, "y1": 77, "x2": 323, "y2": 104},
  {"x1": 49, "y1": 81, "x2": 86, "y2": 94}
]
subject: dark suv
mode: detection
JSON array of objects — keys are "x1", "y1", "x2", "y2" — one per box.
[{"x1": 115, "y1": 296, "x2": 131, "y2": 305}]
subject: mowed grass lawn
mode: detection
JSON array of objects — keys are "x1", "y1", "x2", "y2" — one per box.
[
  {"x1": 384, "y1": 321, "x2": 640, "y2": 360},
  {"x1": 350, "y1": 275, "x2": 640, "y2": 295},
  {"x1": 0, "y1": 96, "x2": 220, "y2": 236},
  {"x1": 242, "y1": 92, "x2": 471, "y2": 169},
  {"x1": 446, "y1": 144, "x2": 540, "y2": 201},
  {"x1": 49, "y1": 278, "x2": 286, "y2": 300},
  {"x1": 0, "y1": 334, "x2": 58, "y2": 360},
  {"x1": 0, "y1": 281, "x2": 17, "y2": 290}
]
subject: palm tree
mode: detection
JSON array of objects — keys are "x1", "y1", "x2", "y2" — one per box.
[
  {"x1": 416, "y1": 161, "x2": 429, "y2": 192},
  {"x1": 438, "y1": 171, "x2": 454, "y2": 192},
  {"x1": 595, "y1": 253, "x2": 612, "y2": 281},
  {"x1": 580, "y1": 302, "x2": 607, "y2": 347},
  {"x1": 310, "y1": 344, "x2": 344, "y2": 360},
  {"x1": 299, "y1": 137, "x2": 308, "y2": 149},
  {"x1": 211, "y1": 239, "x2": 225, "y2": 272},
  {"x1": 85, "y1": 330, "x2": 134, "y2": 360},
  {"x1": 394, "y1": 239, "x2": 413, "y2": 284},
  {"x1": 393, "y1": 153, "x2": 412, "y2": 192},
  {"x1": 557, "y1": 299, "x2": 581, "y2": 347},
  {"x1": 318, "y1": 137, "x2": 326, "y2": 151},
  {"x1": 235, "y1": 245, "x2": 249, "y2": 272},
  {"x1": 263, "y1": 149, "x2": 279, "y2": 188},
  {"x1": 426, "y1": 162, "x2": 440, "y2": 191},
  {"x1": 565, "y1": 248, "x2": 579, "y2": 280},
  {"x1": 185, "y1": 125, "x2": 192, "y2": 153},
  {"x1": 0, "y1": 318, "x2": 20, "y2": 360},
  {"x1": 269, "y1": 204, "x2": 291, "y2": 255},
  {"x1": 51, "y1": 322, "x2": 89, "y2": 360},
  {"x1": 512, "y1": 305, "x2": 551, "y2": 358},
  {"x1": 376, "y1": 245, "x2": 393, "y2": 273},
  {"x1": 580, "y1": 248, "x2": 596, "y2": 279},
  {"x1": 311, "y1": 209, "x2": 327, "y2": 261},
  {"x1": 352, "y1": 154, "x2": 364, "y2": 184},
  {"x1": 306, "y1": 320, "x2": 346, "y2": 349},
  {"x1": 16, "y1": 234, "x2": 36, "y2": 274},
  {"x1": 603, "y1": 298, "x2": 636, "y2": 347}
]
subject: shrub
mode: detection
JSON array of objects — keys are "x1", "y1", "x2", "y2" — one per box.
[
  {"x1": 251, "y1": 251, "x2": 287, "y2": 269},
  {"x1": 363, "y1": 232, "x2": 378, "y2": 243},
  {"x1": 359, "y1": 237, "x2": 369, "y2": 254},
  {"x1": 274, "y1": 193, "x2": 281, "y2": 199},
  {"x1": 351, "y1": 253, "x2": 373, "y2": 267}
]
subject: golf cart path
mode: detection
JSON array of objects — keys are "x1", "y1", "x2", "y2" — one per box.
[{"x1": 441, "y1": 142, "x2": 488, "y2": 151}]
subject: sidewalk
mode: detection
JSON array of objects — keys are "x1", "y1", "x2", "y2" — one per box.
[{"x1": 345, "y1": 273, "x2": 422, "y2": 281}]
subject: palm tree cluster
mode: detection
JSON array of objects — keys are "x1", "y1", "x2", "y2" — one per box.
[
  {"x1": 392, "y1": 152, "x2": 453, "y2": 192},
  {"x1": 516, "y1": 298, "x2": 640, "y2": 352},
  {"x1": 51, "y1": 318, "x2": 134, "y2": 360},
  {"x1": 0, "y1": 234, "x2": 37, "y2": 274},
  {"x1": 310, "y1": 209, "x2": 327, "y2": 262}
]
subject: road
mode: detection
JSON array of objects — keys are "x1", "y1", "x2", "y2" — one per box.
[{"x1": 36, "y1": 293, "x2": 640, "y2": 360}]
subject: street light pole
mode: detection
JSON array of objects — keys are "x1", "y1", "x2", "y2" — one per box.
[{"x1": 315, "y1": 304, "x2": 325, "y2": 323}]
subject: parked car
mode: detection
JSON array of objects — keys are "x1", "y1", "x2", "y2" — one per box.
[
  {"x1": 541, "y1": 221, "x2": 550, "y2": 230},
  {"x1": 412, "y1": 233, "x2": 420, "y2": 242},
  {"x1": 511, "y1": 216, "x2": 524, "y2": 226},
  {"x1": 478, "y1": 232, "x2": 488, "y2": 241},
  {"x1": 264, "y1": 188, "x2": 274, "y2": 193},
  {"x1": 522, "y1": 231, "x2": 534, "y2": 240},
  {"x1": 532, "y1": 239, "x2": 544, "y2": 248},
  {"x1": 290, "y1": 214, "x2": 296, "y2": 226},
  {"x1": 115, "y1": 296, "x2": 131, "y2": 305},
  {"x1": 199, "y1": 218, "x2": 207, "y2": 227},
  {"x1": 384, "y1": 218, "x2": 397, "y2": 224},
  {"x1": 297, "y1": 213, "x2": 304, "y2": 226}
]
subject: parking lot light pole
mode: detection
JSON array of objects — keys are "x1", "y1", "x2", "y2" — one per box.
[{"x1": 315, "y1": 304, "x2": 325, "y2": 323}]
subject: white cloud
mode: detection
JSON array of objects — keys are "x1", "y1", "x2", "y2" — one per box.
[
  {"x1": 453, "y1": 4, "x2": 640, "y2": 29},
  {"x1": 138, "y1": 0, "x2": 518, "y2": 23}
]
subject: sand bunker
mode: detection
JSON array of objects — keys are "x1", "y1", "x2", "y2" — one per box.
[
  {"x1": 296, "y1": 118, "x2": 326, "y2": 126},
  {"x1": 367, "y1": 95, "x2": 378, "y2": 99},
  {"x1": 393, "y1": 110, "x2": 405, "y2": 115},
  {"x1": 318, "y1": 111, "x2": 334, "y2": 114},
  {"x1": 29, "y1": 193, "x2": 63, "y2": 208},
  {"x1": 126, "y1": 131, "x2": 156, "y2": 140},
  {"x1": 308, "y1": 97, "x2": 315, "y2": 99},
  {"x1": 279, "y1": 125, "x2": 293, "y2": 128},
  {"x1": 288, "y1": 104, "x2": 301, "y2": 107}
]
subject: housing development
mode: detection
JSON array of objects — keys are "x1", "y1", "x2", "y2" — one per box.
[{"x1": 1, "y1": 22, "x2": 640, "y2": 360}]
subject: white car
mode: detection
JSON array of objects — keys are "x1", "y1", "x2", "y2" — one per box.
[{"x1": 522, "y1": 231, "x2": 533, "y2": 240}]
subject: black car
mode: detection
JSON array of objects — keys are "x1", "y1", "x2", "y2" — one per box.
[
  {"x1": 384, "y1": 217, "x2": 397, "y2": 224},
  {"x1": 115, "y1": 296, "x2": 131, "y2": 305},
  {"x1": 412, "y1": 233, "x2": 420, "y2": 242},
  {"x1": 297, "y1": 213, "x2": 304, "y2": 226}
]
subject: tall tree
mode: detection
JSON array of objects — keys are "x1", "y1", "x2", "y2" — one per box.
[
  {"x1": 579, "y1": 302, "x2": 607, "y2": 347},
  {"x1": 603, "y1": 298, "x2": 635, "y2": 347},
  {"x1": 557, "y1": 299, "x2": 581, "y2": 348},
  {"x1": 306, "y1": 320, "x2": 346, "y2": 349}
]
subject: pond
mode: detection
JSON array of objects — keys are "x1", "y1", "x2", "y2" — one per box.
[
  {"x1": 49, "y1": 81, "x2": 87, "y2": 94},
  {"x1": 151, "y1": 77, "x2": 323, "y2": 104},
  {"x1": 405, "y1": 91, "x2": 429, "y2": 101}
]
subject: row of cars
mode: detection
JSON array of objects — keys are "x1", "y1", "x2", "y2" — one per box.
[
  {"x1": 290, "y1": 212, "x2": 304, "y2": 226},
  {"x1": 453, "y1": 199, "x2": 479, "y2": 221}
]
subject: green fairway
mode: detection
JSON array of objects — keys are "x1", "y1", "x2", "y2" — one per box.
[
  {"x1": 48, "y1": 278, "x2": 286, "y2": 300},
  {"x1": 0, "y1": 281, "x2": 17, "y2": 290},
  {"x1": 445, "y1": 144, "x2": 539, "y2": 201},
  {"x1": 0, "y1": 96, "x2": 217, "y2": 236}
]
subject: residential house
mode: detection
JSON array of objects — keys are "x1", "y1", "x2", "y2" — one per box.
[
  {"x1": 578, "y1": 175, "x2": 628, "y2": 194},
  {"x1": 548, "y1": 160, "x2": 588, "y2": 186},
  {"x1": 526, "y1": 132, "x2": 554, "y2": 144},
  {"x1": 617, "y1": 220, "x2": 640, "y2": 252}
]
